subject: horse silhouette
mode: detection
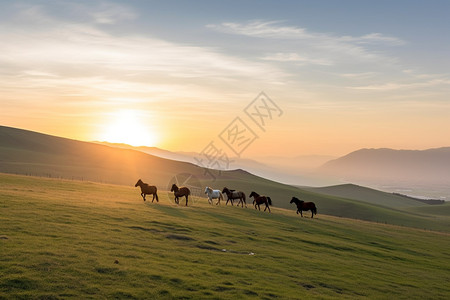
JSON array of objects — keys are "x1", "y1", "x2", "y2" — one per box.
[
  {"x1": 135, "y1": 179, "x2": 159, "y2": 202},
  {"x1": 249, "y1": 191, "x2": 272, "y2": 212},
  {"x1": 222, "y1": 187, "x2": 246, "y2": 207},
  {"x1": 171, "y1": 184, "x2": 190, "y2": 206},
  {"x1": 290, "y1": 197, "x2": 317, "y2": 218}
]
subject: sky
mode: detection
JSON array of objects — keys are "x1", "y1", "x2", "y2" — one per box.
[{"x1": 1, "y1": 0, "x2": 449, "y2": 158}]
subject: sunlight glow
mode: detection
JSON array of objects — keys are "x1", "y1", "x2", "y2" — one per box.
[{"x1": 99, "y1": 110, "x2": 158, "y2": 147}]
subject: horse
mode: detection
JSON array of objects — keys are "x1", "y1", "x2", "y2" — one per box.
[
  {"x1": 290, "y1": 197, "x2": 317, "y2": 218},
  {"x1": 204, "y1": 187, "x2": 223, "y2": 205},
  {"x1": 134, "y1": 179, "x2": 159, "y2": 202},
  {"x1": 171, "y1": 184, "x2": 190, "y2": 206},
  {"x1": 249, "y1": 191, "x2": 272, "y2": 212},
  {"x1": 222, "y1": 187, "x2": 247, "y2": 207}
]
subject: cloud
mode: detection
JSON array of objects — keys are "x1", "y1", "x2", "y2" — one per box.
[
  {"x1": 260, "y1": 52, "x2": 333, "y2": 66},
  {"x1": 0, "y1": 4, "x2": 288, "y2": 103},
  {"x1": 208, "y1": 20, "x2": 405, "y2": 45},
  {"x1": 207, "y1": 20, "x2": 404, "y2": 64},
  {"x1": 349, "y1": 78, "x2": 450, "y2": 91},
  {"x1": 89, "y1": 2, "x2": 137, "y2": 24},
  {"x1": 207, "y1": 21, "x2": 312, "y2": 39}
]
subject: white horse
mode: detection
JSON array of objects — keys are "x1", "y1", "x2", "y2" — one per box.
[{"x1": 204, "y1": 186, "x2": 223, "y2": 205}]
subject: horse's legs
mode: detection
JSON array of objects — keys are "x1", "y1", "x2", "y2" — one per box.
[
  {"x1": 264, "y1": 201, "x2": 270, "y2": 212},
  {"x1": 311, "y1": 210, "x2": 314, "y2": 218},
  {"x1": 185, "y1": 195, "x2": 188, "y2": 206},
  {"x1": 300, "y1": 210, "x2": 303, "y2": 217},
  {"x1": 141, "y1": 193, "x2": 146, "y2": 201}
]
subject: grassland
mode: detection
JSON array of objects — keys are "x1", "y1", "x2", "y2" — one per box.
[{"x1": 1, "y1": 173, "x2": 449, "y2": 299}]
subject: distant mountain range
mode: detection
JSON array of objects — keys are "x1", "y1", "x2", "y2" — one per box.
[{"x1": 320, "y1": 147, "x2": 450, "y2": 181}]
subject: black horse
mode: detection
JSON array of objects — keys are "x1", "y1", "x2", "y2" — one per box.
[
  {"x1": 290, "y1": 197, "x2": 317, "y2": 218},
  {"x1": 135, "y1": 179, "x2": 159, "y2": 202},
  {"x1": 249, "y1": 191, "x2": 272, "y2": 212}
]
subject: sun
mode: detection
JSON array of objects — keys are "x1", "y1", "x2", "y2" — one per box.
[{"x1": 99, "y1": 110, "x2": 158, "y2": 147}]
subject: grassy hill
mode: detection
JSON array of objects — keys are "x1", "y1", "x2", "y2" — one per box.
[
  {"x1": 1, "y1": 174, "x2": 449, "y2": 299},
  {"x1": 303, "y1": 184, "x2": 425, "y2": 208},
  {"x1": 1, "y1": 125, "x2": 449, "y2": 231}
]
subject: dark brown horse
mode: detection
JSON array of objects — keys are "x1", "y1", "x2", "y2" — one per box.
[
  {"x1": 249, "y1": 191, "x2": 272, "y2": 212},
  {"x1": 222, "y1": 187, "x2": 247, "y2": 207},
  {"x1": 171, "y1": 184, "x2": 190, "y2": 206},
  {"x1": 290, "y1": 197, "x2": 317, "y2": 218},
  {"x1": 135, "y1": 179, "x2": 159, "y2": 202}
]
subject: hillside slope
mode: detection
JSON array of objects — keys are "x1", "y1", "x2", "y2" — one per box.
[
  {"x1": 1, "y1": 174, "x2": 449, "y2": 299},
  {"x1": 303, "y1": 184, "x2": 425, "y2": 208}
]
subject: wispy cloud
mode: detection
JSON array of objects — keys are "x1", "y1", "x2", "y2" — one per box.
[
  {"x1": 0, "y1": 4, "x2": 288, "y2": 103},
  {"x1": 208, "y1": 20, "x2": 405, "y2": 45},
  {"x1": 349, "y1": 78, "x2": 450, "y2": 91},
  {"x1": 260, "y1": 52, "x2": 333, "y2": 66},
  {"x1": 207, "y1": 20, "x2": 404, "y2": 65}
]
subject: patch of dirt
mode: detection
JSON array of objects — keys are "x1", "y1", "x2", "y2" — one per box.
[
  {"x1": 165, "y1": 234, "x2": 194, "y2": 241},
  {"x1": 299, "y1": 282, "x2": 315, "y2": 290},
  {"x1": 128, "y1": 226, "x2": 161, "y2": 233}
]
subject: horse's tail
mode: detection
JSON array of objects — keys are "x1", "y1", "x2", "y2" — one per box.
[
  {"x1": 242, "y1": 192, "x2": 246, "y2": 203},
  {"x1": 267, "y1": 197, "x2": 272, "y2": 206},
  {"x1": 155, "y1": 192, "x2": 159, "y2": 202},
  {"x1": 313, "y1": 205, "x2": 317, "y2": 215}
]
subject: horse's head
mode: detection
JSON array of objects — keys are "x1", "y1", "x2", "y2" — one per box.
[
  {"x1": 222, "y1": 187, "x2": 228, "y2": 194},
  {"x1": 204, "y1": 187, "x2": 209, "y2": 194},
  {"x1": 291, "y1": 197, "x2": 304, "y2": 205},
  {"x1": 171, "y1": 184, "x2": 177, "y2": 192},
  {"x1": 135, "y1": 179, "x2": 142, "y2": 187},
  {"x1": 249, "y1": 191, "x2": 256, "y2": 198}
]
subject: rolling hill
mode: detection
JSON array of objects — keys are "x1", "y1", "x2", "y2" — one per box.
[
  {"x1": 1, "y1": 125, "x2": 449, "y2": 231},
  {"x1": 303, "y1": 184, "x2": 426, "y2": 209}
]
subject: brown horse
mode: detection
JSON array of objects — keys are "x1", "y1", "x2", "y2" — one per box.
[
  {"x1": 290, "y1": 197, "x2": 317, "y2": 218},
  {"x1": 171, "y1": 184, "x2": 190, "y2": 206},
  {"x1": 222, "y1": 187, "x2": 247, "y2": 207},
  {"x1": 135, "y1": 179, "x2": 159, "y2": 202},
  {"x1": 249, "y1": 191, "x2": 272, "y2": 212}
]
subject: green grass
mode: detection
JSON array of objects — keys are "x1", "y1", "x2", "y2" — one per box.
[
  {"x1": 1, "y1": 173, "x2": 450, "y2": 299},
  {"x1": 303, "y1": 184, "x2": 425, "y2": 208}
]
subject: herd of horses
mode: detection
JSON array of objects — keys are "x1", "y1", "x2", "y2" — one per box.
[{"x1": 135, "y1": 179, "x2": 318, "y2": 218}]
